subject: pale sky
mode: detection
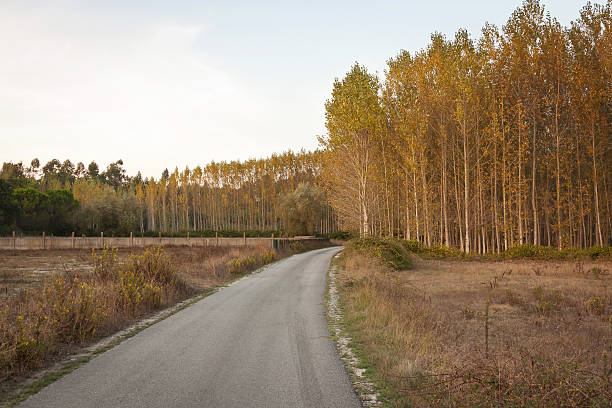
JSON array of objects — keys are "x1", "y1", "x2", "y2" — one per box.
[{"x1": 1, "y1": 0, "x2": 588, "y2": 178}]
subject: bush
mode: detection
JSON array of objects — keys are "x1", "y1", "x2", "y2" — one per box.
[
  {"x1": 226, "y1": 256, "x2": 257, "y2": 274},
  {"x1": 330, "y1": 231, "x2": 354, "y2": 240},
  {"x1": 401, "y1": 240, "x2": 422, "y2": 252},
  {"x1": 501, "y1": 244, "x2": 612, "y2": 261},
  {"x1": 349, "y1": 237, "x2": 412, "y2": 270},
  {"x1": 289, "y1": 241, "x2": 305, "y2": 252},
  {"x1": 258, "y1": 249, "x2": 277, "y2": 264}
]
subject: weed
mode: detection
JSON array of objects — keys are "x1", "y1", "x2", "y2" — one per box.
[
  {"x1": 461, "y1": 307, "x2": 475, "y2": 320},
  {"x1": 587, "y1": 296, "x2": 607, "y2": 315}
]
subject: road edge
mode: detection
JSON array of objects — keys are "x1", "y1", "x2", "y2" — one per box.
[{"x1": 326, "y1": 252, "x2": 380, "y2": 407}]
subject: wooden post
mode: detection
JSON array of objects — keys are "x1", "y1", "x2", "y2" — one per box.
[
  {"x1": 101, "y1": 231, "x2": 104, "y2": 248},
  {"x1": 130, "y1": 231, "x2": 133, "y2": 247},
  {"x1": 71, "y1": 231, "x2": 75, "y2": 248},
  {"x1": 216, "y1": 231, "x2": 219, "y2": 246},
  {"x1": 187, "y1": 231, "x2": 190, "y2": 246},
  {"x1": 12, "y1": 231, "x2": 16, "y2": 253},
  {"x1": 159, "y1": 231, "x2": 162, "y2": 245},
  {"x1": 243, "y1": 231, "x2": 246, "y2": 246},
  {"x1": 271, "y1": 233, "x2": 274, "y2": 250},
  {"x1": 42, "y1": 231, "x2": 46, "y2": 249}
]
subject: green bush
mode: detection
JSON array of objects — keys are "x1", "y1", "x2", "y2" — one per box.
[
  {"x1": 349, "y1": 237, "x2": 412, "y2": 270},
  {"x1": 501, "y1": 244, "x2": 612, "y2": 261},
  {"x1": 584, "y1": 246, "x2": 612, "y2": 260},
  {"x1": 330, "y1": 231, "x2": 354, "y2": 240},
  {"x1": 401, "y1": 240, "x2": 422, "y2": 252}
]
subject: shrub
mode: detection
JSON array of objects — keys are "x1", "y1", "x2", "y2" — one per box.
[
  {"x1": 289, "y1": 241, "x2": 305, "y2": 252},
  {"x1": 226, "y1": 256, "x2": 257, "y2": 274},
  {"x1": 587, "y1": 296, "x2": 606, "y2": 315},
  {"x1": 401, "y1": 240, "x2": 422, "y2": 252},
  {"x1": 584, "y1": 246, "x2": 612, "y2": 260},
  {"x1": 349, "y1": 237, "x2": 412, "y2": 270},
  {"x1": 258, "y1": 249, "x2": 277, "y2": 264},
  {"x1": 92, "y1": 245, "x2": 119, "y2": 281},
  {"x1": 330, "y1": 231, "x2": 354, "y2": 240}
]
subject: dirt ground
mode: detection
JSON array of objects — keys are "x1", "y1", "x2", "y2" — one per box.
[{"x1": 404, "y1": 258, "x2": 611, "y2": 372}]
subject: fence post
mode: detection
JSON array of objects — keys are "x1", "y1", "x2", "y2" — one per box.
[
  {"x1": 71, "y1": 231, "x2": 75, "y2": 248},
  {"x1": 216, "y1": 231, "x2": 219, "y2": 246},
  {"x1": 12, "y1": 231, "x2": 16, "y2": 253},
  {"x1": 271, "y1": 233, "x2": 275, "y2": 250},
  {"x1": 101, "y1": 231, "x2": 104, "y2": 248},
  {"x1": 159, "y1": 231, "x2": 162, "y2": 245},
  {"x1": 42, "y1": 231, "x2": 46, "y2": 249},
  {"x1": 243, "y1": 231, "x2": 246, "y2": 246},
  {"x1": 130, "y1": 231, "x2": 133, "y2": 247},
  {"x1": 187, "y1": 231, "x2": 190, "y2": 246}
]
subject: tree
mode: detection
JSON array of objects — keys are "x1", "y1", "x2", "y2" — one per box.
[
  {"x1": 0, "y1": 180, "x2": 18, "y2": 233},
  {"x1": 279, "y1": 183, "x2": 325, "y2": 236},
  {"x1": 321, "y1": 63, "x2": 384, "y2": 236},
  {"x1": 87, "y1": 161, "x2": 100, "y2": 179}
]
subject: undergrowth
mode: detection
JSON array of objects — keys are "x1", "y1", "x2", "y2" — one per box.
[
  {"x1": 0, "y1": 246, "x2": 189, "y2": 380},
  {"x1": 370, "y1": 238, "x2": 612, "y2": 261}
]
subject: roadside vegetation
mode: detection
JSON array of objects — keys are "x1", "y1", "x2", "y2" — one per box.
[
  {"x1": 336, "y1": 237, "x2": 611, "y2": 407},
  {"x1": 0, "y1": 241, "x2": 322, "y2": 397}
]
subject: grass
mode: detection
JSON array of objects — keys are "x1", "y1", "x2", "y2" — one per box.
[
  {"x1": 0, "y1": 241, "x2": 330, "y2": 402},
  {"x1": 336, "y1": 247, "x2": 612, "y2": 407}
]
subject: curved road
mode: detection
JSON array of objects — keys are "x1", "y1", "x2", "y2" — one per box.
[{"x1": 20, "y1": 247, "x2": 361, "y2": 408}]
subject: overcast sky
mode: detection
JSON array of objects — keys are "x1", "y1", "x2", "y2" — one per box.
[{"x1": 1, "y1": 0, "x2": 588, "y2": 178}]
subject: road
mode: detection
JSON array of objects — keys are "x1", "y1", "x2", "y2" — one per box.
[{"x1": 19, "y1": 246, "x2": 361, "y2": 408}]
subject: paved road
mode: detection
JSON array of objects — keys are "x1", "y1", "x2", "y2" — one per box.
[{"x1": 20, "y1": 247, "x2": 361, "y2": 408}]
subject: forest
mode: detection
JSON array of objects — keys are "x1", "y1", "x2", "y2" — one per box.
[
  {"x1": 321, "y1": 0, "x2": 611, "y2": 252},
  {"x1": 0, "y1": 151, "x2": 336, "y2": 237},
  {"x1": 1, "y1": 1, "x2": 610, "y2": 252}
]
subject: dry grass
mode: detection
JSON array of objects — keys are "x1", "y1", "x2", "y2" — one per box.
[{"x1": 337, "y1": 252, "x2": 612, "y2": 407}]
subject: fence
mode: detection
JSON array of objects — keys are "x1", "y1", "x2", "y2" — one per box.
[{"x1": 0, "y1": 232, "x2": 312, "y2": 251}]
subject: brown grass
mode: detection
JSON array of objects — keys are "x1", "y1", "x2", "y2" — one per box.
[{"x1": 337, "y1": 252, "x2": 612, "y2": 407}]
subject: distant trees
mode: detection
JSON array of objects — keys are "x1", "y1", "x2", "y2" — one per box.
[
  {"x1": 0, "y1": 180, "x2": 19, "y2": 234},
  {"x1": 279, "y1": 182, "x2": 326, "y2": 236},
  {"x1": 0, "y1": 150, "x2": 336, "y2": 236},
  {"x1": 11, "y1": 187, "x2": 78, "y2": 234},
  {"x1": 322, "y1": 0, "x2": 611, "y2": 250}
]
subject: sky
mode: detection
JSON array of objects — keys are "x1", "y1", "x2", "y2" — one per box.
[{"x1": 0, "y1": 0, "x2": 590, "y2": 178}]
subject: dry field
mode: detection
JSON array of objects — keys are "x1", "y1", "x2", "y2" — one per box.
[
  {"x1": 337, "y1": 253, "x2": 611, "y2": 407},
  {"x1": 0, "y1": 245, "x2": 280, "y2": 298}
]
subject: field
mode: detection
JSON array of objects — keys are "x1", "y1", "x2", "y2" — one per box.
[
  {"x1": 0, "y1": 246, "x2": 266, "y2": 298},
  {"x1": 336, "y1": 251, "x2": 611, "y2": 407}
]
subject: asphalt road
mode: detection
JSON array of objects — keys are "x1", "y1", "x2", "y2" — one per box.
[{"x1": 19, "y1": 246, "x2": 361, "y2": 408}]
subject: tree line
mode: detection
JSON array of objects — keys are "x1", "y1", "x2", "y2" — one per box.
[
  {"x1": 0, "y1": 151, "x2": 336, "y2": 237},
  {"x1": 321, "y1": 0, "x2": 611, "y2": 251}
]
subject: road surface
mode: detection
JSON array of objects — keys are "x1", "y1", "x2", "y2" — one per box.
[{"x1": 19, "y1": 246, "x2": 361, "y2": 408}]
